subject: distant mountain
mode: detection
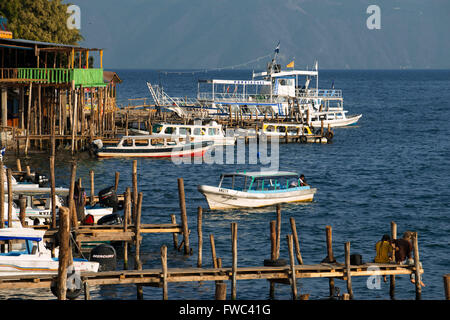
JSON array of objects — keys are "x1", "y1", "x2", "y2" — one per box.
[{"x1": 73, "y1": 0, "x2": 450, "y2": 69}]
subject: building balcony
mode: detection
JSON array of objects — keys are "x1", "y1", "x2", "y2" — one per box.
[{"x1": 0, "y1": 68, "x2": 106, "y2": 87}]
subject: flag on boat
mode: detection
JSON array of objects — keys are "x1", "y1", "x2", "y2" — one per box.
[
  {"x1": 286, "y1": 60, "x2": 295, "y2": 68},
  {"x1": 274, "y1": 42, "x2": 280, "y2": 54}
]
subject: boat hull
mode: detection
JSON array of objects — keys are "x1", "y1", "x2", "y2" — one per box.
[
  {"x1": 198, "y1": 185, "x2": 316, "y2": 210},
  {"x1": 310, "y1": 114, "x2": 362, "y2": 128},
  {"x1": 96, "y1": 141, "x2": 212, "y2": 158}
]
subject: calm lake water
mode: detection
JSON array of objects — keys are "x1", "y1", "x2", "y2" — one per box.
[{"x1": 2, "y1": 69, "x2": 450, "y2": 300}]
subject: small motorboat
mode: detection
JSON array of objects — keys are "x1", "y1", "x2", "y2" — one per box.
[
  {"x1": 0, "y1": 227, "x2": 99, "y2": 276},
  {"x1": 198, "y1": 171, "x2": 317, "y2": 210},
  {"x1": 92, "y1": 134, "x2": 213, "y2": 158}
]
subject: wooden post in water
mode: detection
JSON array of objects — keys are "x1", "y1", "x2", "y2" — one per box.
[
  {"x1": 7, "y1": 169, "x2": 13, "y2": 227},
  {"x1": 197, "y1": 206, "x2": 203, "y2": 268},
  {"x1": 135, "y1": 192, "x2": 144, "y2": 299},
  {"x1": 390, "y1": 221, "x2": 397, "y2": 299},
  {"x1": 345, "y1": 241, "x2": 354, "y2": 299},
  {"x1": 56, "y1": 207, "x2": 70, "y2": 300},
  {"x1": 68, "y1": 162, "x2": 78, "y2": 229},
  {"x1": 89, "y1": 170, "x2": 95, "y2": 206},
  {"x1": 50, "y1": 155, "x2": 56, "y2": 228},
  {"x1": 171, "y1": 214, "x2": 178, "y2": 250},
  {"x1": 210, "y1": 234, "x2": 218, "y2": 268},
  {"x1": 287, "y1": 234, "x2": 297, "y2": 300},
  {"x1": 231, "y1": 222, "x2": 238, "y2": 300},
  {"x1": 412, "y1": 232, "x2": 422, "y2": 300},
  {"x1": 114, "y1": 172, "x2": 120, "y2": 193},
  {"x1": 123, "y1": 187, "x2": 131, "y2": 269},
  {"x1": 16, "y1": 158, "x2": 22, "y2": 172},
  {"x1": 177, "y1": 178, "x2": 190, "y2": 255},
  {"x1": 444, "y1": 274, "x2": 450, "y2": 300},
  {"x1": 0, "y1": 161, "x2": 3, "y2": 229},
  {"x1": 289, "y1": 217, "x2": 303, "y2": 265},
  {"x1": 215, "y1": 282, "x2": 227, "y2": 300},
  {"x1": 132, "y1": 160, "x2": 138, "y2": 222},
  {"x1": 19, "y1": 196, "x2": 26, "y2": 226},
  {"x1": 269, "y1": 220, "x2": 277, "y2": 299},
  {"x1": 275, "y1": 204, "x2": 281, "y2": 259},
  {"x1": 161, "y1": 244, "x2": 168, "y2": 300},
  {"x1": 325, "y1": 225, "x2": 335, "y2": 298}
]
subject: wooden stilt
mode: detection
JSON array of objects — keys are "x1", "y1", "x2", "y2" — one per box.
[{"x1": 197, "y1": 206, "x2": 203, "y2": 268}]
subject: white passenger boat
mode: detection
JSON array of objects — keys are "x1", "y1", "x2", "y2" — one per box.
[
  {"x1": 147, "y1": 44, "x2": 361, "y2": 128},
  {"x1": 131, "y1": 121, "x2": 236, "y2": 146},
  {"x1": 198, "y1": 171, "x2": 316, "y2": 210},
  {"x1": 0, "y1": 227, "x2": 99, "y2": 276},
  {"x1": 93, "y1": 134, "x2": 213, "y2": 158}
]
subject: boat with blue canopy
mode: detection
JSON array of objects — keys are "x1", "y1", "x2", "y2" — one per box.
[{"x1": 198, "y1": 171, "x2": 316, "y2": 210}]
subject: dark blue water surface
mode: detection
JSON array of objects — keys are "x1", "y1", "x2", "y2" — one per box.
[{"x1": 4, "y1": 69, "x2": 450, "y2": 300}]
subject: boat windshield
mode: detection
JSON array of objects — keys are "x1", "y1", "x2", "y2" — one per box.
[{"x1": 248, "y1": 175, "x2": 300, "y2": 191}]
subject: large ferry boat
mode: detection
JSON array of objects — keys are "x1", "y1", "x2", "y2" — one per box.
[{"x1": 146, "y1": 45, "x2": 361, "y2": 128}]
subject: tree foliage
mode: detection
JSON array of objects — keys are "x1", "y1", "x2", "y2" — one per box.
[{"x1": 0, "y1": 0, "x2": 83, "y2": 45}]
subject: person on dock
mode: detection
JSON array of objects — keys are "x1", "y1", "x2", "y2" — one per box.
[
  {"x1": 393, "y1": 231, "x2": 426, "y2": 287},
  {"x1": 392, "y1": 231, "x2": 413, "y2": 264},
  {"x1": 374, "y1": 234, "x2": 393, "y2": 282},
  {"x1": 374, "y1": 234, "x2": 393, "y2": 263}
]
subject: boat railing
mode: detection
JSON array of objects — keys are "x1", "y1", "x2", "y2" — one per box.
[
  {"x1": 296, "y1": 88, "x2": 342, "y2": 99},
  {"x1": 197, "y1": 92, "x2": 279, "y2": 104}
]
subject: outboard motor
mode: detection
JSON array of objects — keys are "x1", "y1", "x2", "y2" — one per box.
[
  {"x1": 97, "y1": 213, "x2": 123, "y2": 226},
  {"x1": 98, "y1": 186, "x2": 119, "y2": 212},
  {"x1": 89, "y1": 244, "x2": 117, "y2": 271}
]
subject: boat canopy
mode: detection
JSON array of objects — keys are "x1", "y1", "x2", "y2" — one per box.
[{"x1": 221, "y1": 171, "x2": 299, "y2": 179}]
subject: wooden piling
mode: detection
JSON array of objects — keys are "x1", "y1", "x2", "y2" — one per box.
[
  {"x1": 16, "y1": 158, "x2": 22, "y2": 172},
  {"x1": 275, "y1": 204, "x2": 281, "y2": 259},
  {"x1": 56, "y1": 206, "x2": 70, "y2": 300},
  {"x1": 270, "y1": 221, "x2": 277, "y2": 260},
  {"x1": 68, "y1": 162, "x2": 78, "y2": 229},
  {"x1": 50, "y1": 155, "x2": 56, "y2": 228},
  {"x1": 0, "y1": 160, "x2": 4, "y2": 228},
  {"x1": 197, "y1": 206, "x2": 203, "y2": 268},
  {"x1": 215, "y1": 282, "x2": 227, "y2": 300},
  {"x1": 289, "y1": 217, "x2": 303, "y2": 265},
  {"x1": 390, "y1": 221, "x2": 397, "y2": 299},
  {"x1": 114, "y1": 171, "x2": 120, "y2": 193},
  {"x1": 345, "y1": 242, "x2": 354, "y2": 299},
  {"x1": 170, "y1": 214, "x2": 178, "y2": 250},
  {"x1": 135, "y1": 192, "x2": 144, "y2": 299},
  {"x1": 444, "y1": 274, "x2": 450, "y2": 300},
  {"x1": 132, "y1": 160, "x2": 138, "y2": 222},
  {"x1": 325, "y1": 225, "x2": 335, "y2": 298},
  {"x1": 19, "y1": 196, "x2": 26, "y2": 226},
  {"x1": 123, "y1": 188, "x2": 131, "y2": 269},
  {"x1": 7, "y1": 169, "x2": 12, "y2": 227},
  {"x1": 89, "y1": 170, "x2": 95, "y2": 206},
  {"x1": 161, "y1": 245, "x2": 168, "y2": 300},
  {"x1": 412, "y1": 232, "x2": 422, "y2": 300},
  {"x1": 177, "y1": 178, "x2": 190, "y2": 255},
  {"x1": 231, "y1": 222, "x2": 238, "y2": 300},
  {"x1": 287, "y1": 234, "x2": 297, "y2": 300},
  {"x1": 210, "y1": 234, "x2": 218, "y2": 268}
]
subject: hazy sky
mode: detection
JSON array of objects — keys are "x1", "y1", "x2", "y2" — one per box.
[{"x1": 67, "y1": 0, "x2": 450, "y2": 70}]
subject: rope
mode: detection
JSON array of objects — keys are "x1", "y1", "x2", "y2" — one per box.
[{"x1": 159, "y1": 52, "x2": 274, "y2": 75}]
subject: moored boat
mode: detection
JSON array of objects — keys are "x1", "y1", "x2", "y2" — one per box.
[
  {"x1": 130, "y1": 120, "x2": 236, "y2": 146},
  {"x1": 198, "y1": 171, "x2": 316, "y2": 210},
  {"x1": 92, "y1": 134, "x2": 213, "y2": 158},
  {"x1": 0, "y1": 227, "x2": 99, "y2": 276}
]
